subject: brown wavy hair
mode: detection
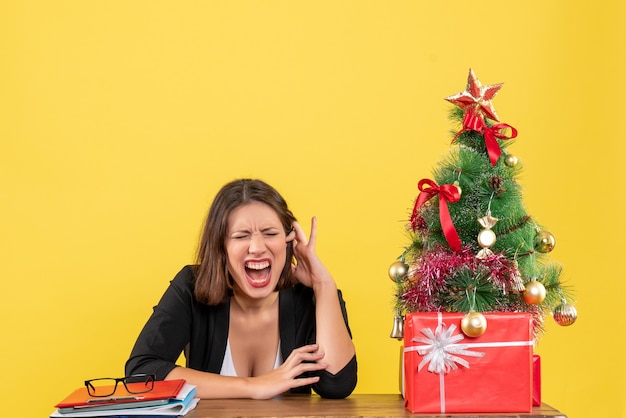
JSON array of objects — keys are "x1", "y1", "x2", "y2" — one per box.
[{"x1": 193, "y1": 179, "x2": 298, "y2": 305}]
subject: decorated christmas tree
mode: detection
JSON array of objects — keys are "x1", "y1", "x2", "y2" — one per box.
[{"x1": 389, "y1": 69, "x2": 577, "y2": 340}]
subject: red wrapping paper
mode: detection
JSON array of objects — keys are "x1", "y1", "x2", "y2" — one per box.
[
  {"x1": 403, "y1": 312, "x2": 533, "y2": 413},
  {"x1": 533, "y1": 354, "x2": 541, "y2": 406}
]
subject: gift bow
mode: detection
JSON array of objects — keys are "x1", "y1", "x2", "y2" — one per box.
[
  {"x1": 483, "y1": 123, "x2": 517, "y2": 166},
  {"x1": 462, "y1": 107, "x2": 487, "y2": 132},
  {"x1": 410, "y1": 179, "x2": 462, "y2": 253},
  {"x1": 454, "y1": 112, "x2": 518, "y2": 166},
  {"x1": 411, "y1": 323, "x2": 485, "y2": 374}
]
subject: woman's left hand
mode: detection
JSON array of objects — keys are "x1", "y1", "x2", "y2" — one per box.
[
  {"x1": 286, "y1": 217, "x2": 356, "y2": 376},
  {"x1": 287, "y1": 217, "x2": 333, "y2": 289}
]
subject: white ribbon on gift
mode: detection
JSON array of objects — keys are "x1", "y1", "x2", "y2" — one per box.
[
  {"x1": 410, "y1": 321, "x2": 485, "y2": 374},
  {"x1": 403, "y1": 312, "x2": 535, "y2": 413}
]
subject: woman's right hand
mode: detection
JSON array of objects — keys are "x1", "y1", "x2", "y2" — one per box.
[{"x1": 244, "y1": 344, "x2": 328, "y2": 399}]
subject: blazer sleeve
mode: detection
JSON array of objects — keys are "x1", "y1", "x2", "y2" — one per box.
[
  {"x1": 125, "y1": 267, "x2": 196, "y2": 380},
  {"x1": 283, "y1": 285, "x2": 358, "y2": 399},
  {"x1": 313, "y1": 354, "x2": 358, "y2": 399},
  {"x1": 311, "y1": 288, "x2": 358, "y2": 399}
]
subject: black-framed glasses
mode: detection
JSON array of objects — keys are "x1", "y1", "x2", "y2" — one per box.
[{"x1": 84, "y1": 374, "x2": 155, "y2": 397}]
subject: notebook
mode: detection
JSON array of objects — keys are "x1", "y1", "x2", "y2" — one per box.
[{"x1": 55, "y1": 379, "x2": 186, "y2": 409}]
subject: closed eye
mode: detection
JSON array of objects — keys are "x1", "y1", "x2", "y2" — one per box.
[
  {"x1": 229, "y1": 229, "x2": 282, "y2": 239},
  {"x1": 230, "y1": 233, "x2": 251, "y2": 240},
  {"x1": 261, "y1": 227, "x2": 281, "y2": 237}
]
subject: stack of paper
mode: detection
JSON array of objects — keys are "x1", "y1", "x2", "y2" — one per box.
[{"x1": 50, "y1": 379, "x2": 198, "y2": 417}]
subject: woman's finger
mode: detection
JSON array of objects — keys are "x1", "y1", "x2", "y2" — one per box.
[
  {"x1": 307, "y1": 216, "x2": 317, "y2": 248},
  {"x1": 292, "y1": 221, "x2": 307, "y2": 245}
]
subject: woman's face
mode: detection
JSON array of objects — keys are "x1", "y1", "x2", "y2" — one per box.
[{"x1": 225, "y1": 201, "x2": 289, "y2": 300}]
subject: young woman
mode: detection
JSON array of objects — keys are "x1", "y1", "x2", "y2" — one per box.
[{"x1": 125, "y1": 179, "x2": 357, "y2": 399}]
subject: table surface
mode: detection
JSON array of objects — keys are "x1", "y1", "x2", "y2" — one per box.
[{"x1": 185, "y1": 394, "x2": 567, "y2": 418}]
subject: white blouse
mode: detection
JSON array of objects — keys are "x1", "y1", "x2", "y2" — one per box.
[{"x1": 219, "y1": 339, "x2": 283, "y2": 377}]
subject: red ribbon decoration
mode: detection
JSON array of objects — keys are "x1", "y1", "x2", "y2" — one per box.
[
  {"x1": 409, "y1": 179, "x2": 462, "y2": 253},
  {"x1": 462, "y1": 107, "x2": 487, "y2": 132},
  {"x1": 453, "y1": 110, "x2": 518, "y2": 167},
  {"x1": 483, "y1": 123, "x2": 518, "y2": 166}
]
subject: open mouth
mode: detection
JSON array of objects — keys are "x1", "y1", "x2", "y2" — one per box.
[{"x1": 244, "y1": 260, "x2": 272, "y2": 288}]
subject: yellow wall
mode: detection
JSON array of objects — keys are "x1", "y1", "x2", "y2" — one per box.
[{"x1": 1, "y1": 2, "x2": 624, "y2": 417}]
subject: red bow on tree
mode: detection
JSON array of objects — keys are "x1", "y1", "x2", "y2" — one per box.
[
  {"x1": 483, "y1": 123, "x2": 518, "y2": 166},
  {"x1": 409, "y1": 179, "x2": 462, "y2": 253}
]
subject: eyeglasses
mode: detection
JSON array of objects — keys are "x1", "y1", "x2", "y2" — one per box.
[{"x1": 84, "y1": 374, "x2": 155, "y2": 397}]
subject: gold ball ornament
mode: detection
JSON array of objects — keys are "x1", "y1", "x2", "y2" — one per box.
[
  {"x1": 534, "y1": 229, "x2": 556, "y2": 253},
  {"x1": 523, "y1": 280, "x2": 546, "y2": 305},
  {"x1": 461, "y1": 311, "x2": 487, "y2": 337},
  {"x1": 553, "y1": 302, "x2": 578, "y2": 326},
  {"x1": 388, "y1": 260, "x2": 409, "y2": 282},
  {"x1": 453, "y1": 180, "x2": 462, "y2": 197},
  {"x1": 504, "y1": 153, "x2": 518, "y2": 167}
]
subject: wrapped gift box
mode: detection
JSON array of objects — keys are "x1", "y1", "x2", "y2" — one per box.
[
  {"x1": 533, "y1": 354, "x2": 541, "y2": 406},
  {"x1": 403, "y1": 312, "x2": 534, "y2": 414}
]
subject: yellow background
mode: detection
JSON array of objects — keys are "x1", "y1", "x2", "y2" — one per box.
[{"x1": 1, "y1": 2, "x2": 624, "y2": 417}]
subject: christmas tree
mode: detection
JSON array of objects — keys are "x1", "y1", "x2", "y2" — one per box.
[{"x1": 389, "y1": 69, "x2": 577, "y2": 340}]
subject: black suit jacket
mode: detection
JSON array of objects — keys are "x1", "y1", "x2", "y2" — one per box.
[{"x1": 125, "y1": 265, "x2": 357, "y2": 399}]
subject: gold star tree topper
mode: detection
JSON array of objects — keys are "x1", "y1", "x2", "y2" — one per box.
[{"x1": 445, "y1": 69, "x2": 503, "y2": 122}]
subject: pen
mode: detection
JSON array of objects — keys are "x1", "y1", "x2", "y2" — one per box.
[{"x1": 86, "y1": 395, "x2": 145, "y2": 403}]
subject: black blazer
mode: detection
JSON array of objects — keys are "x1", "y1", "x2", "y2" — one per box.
[{"x1": 125, "y1": 265, "x2": 357, "y2": 399}]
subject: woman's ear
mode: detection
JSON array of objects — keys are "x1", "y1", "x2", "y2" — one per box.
[{"x1": 285, "y1": 228, "x2": 296, "y2": 243}]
